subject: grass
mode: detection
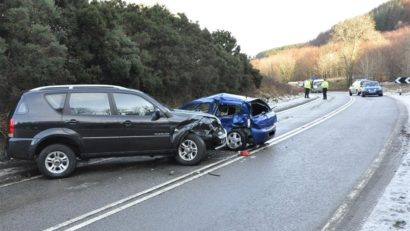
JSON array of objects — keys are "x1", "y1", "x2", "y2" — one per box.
[{"x1": 393, "y1": 220, "x2": 407, "y2": 229}]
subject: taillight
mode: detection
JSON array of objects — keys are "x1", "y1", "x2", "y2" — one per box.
[{"x1": 8, "y1": 118, "x2": 14, "y2": 137}]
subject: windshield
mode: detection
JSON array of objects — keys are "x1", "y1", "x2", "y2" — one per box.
[{"x1": 364, "y1": 82, "x2": 380, "y2": 87}]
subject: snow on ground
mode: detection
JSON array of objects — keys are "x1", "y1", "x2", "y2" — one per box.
[
  {"x1": 268, "y1": 93, "x2": 319, "y2": 112},
  {"x1": 360, "y1": 92, "x2": 410, "y2": 231}
]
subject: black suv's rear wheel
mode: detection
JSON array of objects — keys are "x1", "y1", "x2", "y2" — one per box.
[
  {"x1": 175, "y1": 134, "x2": 206, "y2": 165},
  {"x1": 36, "y1": 144, "x2": 77, "y2": 178}
]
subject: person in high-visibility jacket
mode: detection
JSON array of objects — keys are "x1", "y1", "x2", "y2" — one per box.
[
  {"x1": 304, "y1": 80, "x2": 312, "y2": 98},
  {"x1": 321, "y1": 78, "x2": 329, "y2": 100}
]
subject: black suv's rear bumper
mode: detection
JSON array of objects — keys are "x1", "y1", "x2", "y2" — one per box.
[{"x1": 6, "y1": 138, "x2": 34, "y2": 160}]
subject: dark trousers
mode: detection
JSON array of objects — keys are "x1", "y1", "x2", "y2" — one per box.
[
  {"x1": 322, "y1": 88, "x2": 327, "y2": 99},
  {"x1": 304, "y1": 88, "x2": 310, "y2": 98}
]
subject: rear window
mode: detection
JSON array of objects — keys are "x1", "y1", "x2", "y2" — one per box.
[
  {"x1": 45, "y1": 94, "x2": 66, "y2": 110},
  {"x1": 251, "y1": 100, "x2": 270, "y2": 116}
]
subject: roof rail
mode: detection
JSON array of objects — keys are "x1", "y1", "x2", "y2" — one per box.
[{"x1": 30, "y1": 84, "x2": 128, "y2": 91}]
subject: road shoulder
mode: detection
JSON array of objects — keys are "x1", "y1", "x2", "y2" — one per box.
[{"x1": 358, "y1": 94, "x2": 410, "y2": 231}]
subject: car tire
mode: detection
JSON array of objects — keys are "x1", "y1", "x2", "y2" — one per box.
[
  {"x1": 362, "y1": 93, "x2": 365, "y2": 97},
  {"x1": 175, "y1": 134, "x2": 206, "y2": 165},
  {"x1": 36, "y1": 144, "x2": 77, "y2": 178},
  {"x1": 379, "y1": 93, "x2": 383, "y2": 96},
  {"x1": 226, "y1": 129, "x2": 247, "y2": 151},
  {"x1": 349, "y1": 91, "x2": 352, "y2": 96}
]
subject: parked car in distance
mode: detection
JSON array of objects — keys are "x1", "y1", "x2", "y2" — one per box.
[
  {"x1": 349, "y1": 79, "x2": 368, "y2": 96},
  {"x1": 311, "y1": 79, "x2": 324, "y2": 93},
  {"x1": 361, "y1": 81, "x2": 383, "y2": 97},
  {"x1": 5, "y1": 85, "x2": 227, "y2": 178},
  {"x1": 180, "y1": 93, "x2": 277, "y2": 151}
]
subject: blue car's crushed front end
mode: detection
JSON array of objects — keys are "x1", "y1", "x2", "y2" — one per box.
[{"x1": 180, "y1": 93, "x2": 277, "y2": 145}]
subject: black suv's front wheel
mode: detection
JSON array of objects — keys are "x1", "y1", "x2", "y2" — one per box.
[
  {"x1": 36, "y1": 144, "x2": 77, "y2": 178},
  {"x1": 175, "y1": 134, "x2": 206, "y2": 165}
]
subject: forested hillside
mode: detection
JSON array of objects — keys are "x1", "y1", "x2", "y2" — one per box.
[
  {"x1": 257, "y1": 0, "x2": 410, "y2": 58},
  {"x1": 0, "y1": 0, "x2": 263, "y2": 114},
  {"x1": 253, "y1": 0, "x2": 410, "y2": 89},
  {"x1": 371, "y1": 0, "x2": 410, "y2": 31}
]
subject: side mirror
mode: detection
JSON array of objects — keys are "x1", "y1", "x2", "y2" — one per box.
[{"x1": 151, "y1": 109, "x2": 162, "y2": 121}]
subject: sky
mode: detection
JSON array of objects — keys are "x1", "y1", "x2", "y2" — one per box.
[{"x1": 126, "y1": 0, "x2": 389, "y2": 56}]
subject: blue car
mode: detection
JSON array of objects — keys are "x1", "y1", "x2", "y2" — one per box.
[
  {"x1": 180, "y1": 93, "x2": 277, "y2": 150},
  {"x1": 361, "y1": 81, "x2": 383, "y2": 97}
]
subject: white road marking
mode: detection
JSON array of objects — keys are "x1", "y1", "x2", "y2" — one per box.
[
  {"x1": 276, "y1": 97, "x2": 320, "y2": 115},
  {"x1": 64, "y1": 157, "x2": 243, "y2": 231},
  {"x1": 44, "y1": 155, "x2": 238, "y2": 231},
  {"x1": 320, "y1": 97, "x2": 400, "y2": 231},
  {"x1": 252, "y1": 97, "x2": 355, "y2": 154},
  {"x1": 0, "y1": 175, "x2": 42, "y2": 189},
  {"x1": 0, "y1": 97, "x2": 318, "y2": 189},
  {"x1": 45, "y1": 96, "x2": 355, "y2": 231},
  {"x1": 0, "y1": 158, "x2": 114, "y2": 189}
]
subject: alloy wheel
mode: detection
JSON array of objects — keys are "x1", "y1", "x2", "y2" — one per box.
[
  {"x1": 227, "y1": 132, "x2": 242, "y2": 149},
  {"x1": 45, "y1": 151, "x2": 70, "y2": 174},
  {"x1": 178, "y1": 139, "x2": 198, "y2": 161}
]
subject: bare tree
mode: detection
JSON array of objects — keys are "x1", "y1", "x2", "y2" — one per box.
[
  {"x1": 402, "y1": 37, "x2": 410, "y2": 75},
  {"x1": 332, "y1": 15, "x2": 381, "y2": 87},
  {"x1": 294, "y1": 46, "x2": 320, "y2": 81},
  {"x1": 315, "y1": 51, "x2": 340, "y2": 78},
  {"x1": 275, "y1": 54, "x2": 296, "y2": 83}
]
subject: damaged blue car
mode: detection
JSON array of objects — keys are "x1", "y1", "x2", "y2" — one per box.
[{"x1": 180, "y1": 93, "x2": 277, "y2": 150}]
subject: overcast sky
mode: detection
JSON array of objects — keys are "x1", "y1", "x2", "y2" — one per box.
[{"x1": 126, "y1": 0, "x2": 389, "y2": 56}]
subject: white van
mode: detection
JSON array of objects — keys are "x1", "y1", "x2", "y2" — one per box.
[{"x1": 311, "y1": 79, "x2": 324, "y2": 93}]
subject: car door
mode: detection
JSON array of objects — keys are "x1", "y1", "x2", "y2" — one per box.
[
  {"x1": 63, "y1": 92, "x2": 121, "y2": 155},
  {"x1": 216, "y1": 103, "x2": 242, "y2": 132},
  {"x1": 112, "y1": 93, "x2": 172, "y2": 153}
]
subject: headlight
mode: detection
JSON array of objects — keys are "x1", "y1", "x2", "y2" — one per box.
[{"x1": 217, "y1": 130, "x2": 227, "y2": 139}]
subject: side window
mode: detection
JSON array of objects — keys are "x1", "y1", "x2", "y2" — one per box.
[
  {"x1": 69, "y1": 93, "x2": 111, "y2": 115},
  {"x1": 217, "y1": 104, "x2": 240, "y2": 117},
  {"x1": 184, "y1": 104, "x2": 199, "y2": 111},
  {"x1": 45, "y1": 94, "x2": 66, "y2": 110},
  {"x1": 113, "y1": 93, "x2": 155, "y2": 116},
  {"x1": 197, "y1": 103, "x2": 211, "y2": 113},
  {"x1": 15, "y1": 101, "x2": 28, "y2": 114}
]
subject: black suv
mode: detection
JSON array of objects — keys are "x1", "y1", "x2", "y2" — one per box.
[{"x1": 5, "y1": 85, "x2": 226, "y2": 178}]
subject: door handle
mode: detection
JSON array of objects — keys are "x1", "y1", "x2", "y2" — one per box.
[
  {"x1": 122, "y1": 120, "x2": 132, "y2": 127},
  {"x1": 65, "y1": 119, "x2": 78, "y2": 126}
]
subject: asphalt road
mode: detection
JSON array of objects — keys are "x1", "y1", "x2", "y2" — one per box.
[{"x1": 0, "y1": 92, "x2": 406, "y2": 231}]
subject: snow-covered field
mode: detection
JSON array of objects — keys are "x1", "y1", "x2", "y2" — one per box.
[{"x1": 360, "y1": 93, "x2": 410, "y2": 231}]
